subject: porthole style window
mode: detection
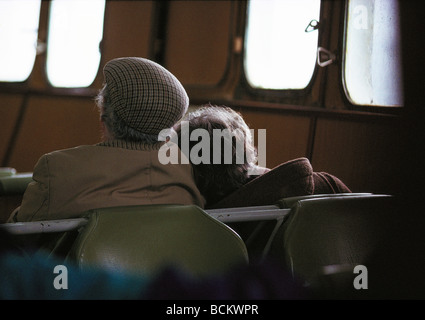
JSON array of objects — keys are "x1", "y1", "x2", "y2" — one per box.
[
  {"x1": 343, "y1": 0, "x2": 403, "y2": 106},
  {"x1": 46, "y1": 0, "x2": 106, "y2": 88},
  {"x1": 0, "y1": 0, "x2": 42, "y2": 82},
  {"x1": 244, "y1": 0, "x2": 321, "y2": 90}
]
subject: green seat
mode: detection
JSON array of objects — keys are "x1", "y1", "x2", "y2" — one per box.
[
  {"x1": 228, "y1": 193, "x2": 366, "y2": 260},
  {"x1": 276, "y1": 192, "x2": 373, "y2": 209},
  {"x1": 270, "y1": 194, "x2": 397, "y2": 296},
  {"x1": 67, "y1": 204, "x2": 248, "y2": 278}
]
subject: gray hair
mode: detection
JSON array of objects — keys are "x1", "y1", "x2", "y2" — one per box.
[
  {"x1": 95, "y1": 84, "x2": 159, "y2": 144},
  {"x1": 173, "y1": 104, "x2": 259, "y2": 207}
]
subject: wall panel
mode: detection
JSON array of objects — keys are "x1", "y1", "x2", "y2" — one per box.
[
  {"x1": 166, "y1": 1, "x2": 232, "y2": 86},
  {"x1": 0, "y1": 94, "x2": 23, "y2": 166},
  {"x1": 239, "y1": 109, "x2": 311, "y2": 169},
  {"x1": 311, "y1": 117, "x2": 403, "y2": 195},
  {"x1": 96, "y1": 1, "x2": 154, "y2": 88},
  {"x1": 7, "y1": 96, "x2": 100, "y2": 172}
]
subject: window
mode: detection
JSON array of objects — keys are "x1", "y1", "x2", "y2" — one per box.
[
  {"x1": 343, "y1": 0, "x2": 403, "y2": 107},
  {"x1": 244, "y1": 0, "x2": 321, "y2": 90},
  {"x1": 0, "y1": 0, "x2": 41, "y2": 82},
  {"x1": 46, "y1": 0, "x2": 106, "y2": 88}
]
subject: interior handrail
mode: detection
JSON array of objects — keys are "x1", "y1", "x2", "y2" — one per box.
[
  {"x1": 0, "y1": 205, "x2": 290, "y2": 235},
  {"x1": 0, "y1": 218, "x2": 88, "y2": 235}
]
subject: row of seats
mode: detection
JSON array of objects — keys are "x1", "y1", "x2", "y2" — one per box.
[
  {"x1": 1, "y1": 192, "x2": 398, "y2": 298},
  {"x1": 1, "y1": 168, "x2": 399, "y2": 297}
]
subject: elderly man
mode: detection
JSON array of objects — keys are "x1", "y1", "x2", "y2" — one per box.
[{"x1": 8, "y1": 57, "x2": 204, "y2": 222}]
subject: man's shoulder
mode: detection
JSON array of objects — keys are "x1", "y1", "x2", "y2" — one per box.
[
  {"x1": 44, "y1": 144, "x2": 98, "y2": 157},
  {"x1": 40, "y1": 143, "x2": 157, "y2": 164}
]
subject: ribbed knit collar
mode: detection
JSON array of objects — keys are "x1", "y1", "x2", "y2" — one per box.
[{"x1": 96, "y1": 139, "x2": 165, "y2": 151}]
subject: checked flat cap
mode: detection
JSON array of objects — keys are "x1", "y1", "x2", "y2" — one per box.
[{"x1": 103, "y1": 57, "x2": 189, "y2": 135}]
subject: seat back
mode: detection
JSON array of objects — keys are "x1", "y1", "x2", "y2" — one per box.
[
  {"x1": 270, "y1": 194, "x2": 397, "y2": 295},
  {"x1": 67, "y1": 204, "x2": 248, "y2": 277}
]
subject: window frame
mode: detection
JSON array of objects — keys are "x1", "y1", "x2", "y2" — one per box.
[
  {"x1": 0, "y1": 0, "x2": 105, "y2": 96},
  {"x1": 237, "y1": 0, "x2": 324, "y2": 104},
  {"x1": 0, "y1": 0, "x2": 42, "y2": 85},
  {"x1": 340, "y1": 0, "x2": 404, "y2": 113},
  {"x1": 44, "y1": 0, "x2": 106, "y2": 89}
]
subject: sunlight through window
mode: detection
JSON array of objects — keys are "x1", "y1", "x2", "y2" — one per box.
[
  {"x1": 46, "y1": 0, "x2": 106, "y2": 88},
  {"x1": 0, "y1": 0, "x2": 41, "y2": 82},
  {"x1": 344, "y1": 0, "x2": 403, "y2": 106},
  {"x1": 244, "y1": 0, "x2": 321, "y2": 90}
]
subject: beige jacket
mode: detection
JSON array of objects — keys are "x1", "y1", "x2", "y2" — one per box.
[{"x1": 8, "y1": 140, "x2": 205, "y2": 222}]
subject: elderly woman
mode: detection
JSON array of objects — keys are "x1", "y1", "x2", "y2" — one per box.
[{"x1": 173, "y1": 104, "x2": 269, "y2": 208}]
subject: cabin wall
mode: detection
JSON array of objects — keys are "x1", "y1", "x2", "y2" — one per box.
[
  {"x1": 0, "y1": 0, "x2": 405, "y2": 205},
  {"x1": 311, "y1": 117, "x2": 403, "y2": 194}
]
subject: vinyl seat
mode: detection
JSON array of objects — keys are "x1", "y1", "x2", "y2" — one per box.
[
  {"x1": 66, "y1": 204, "x2": 249, "y2": 278},
  {"x1": 269, "y1": 194, "x2": 397, "y2": 297}
]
